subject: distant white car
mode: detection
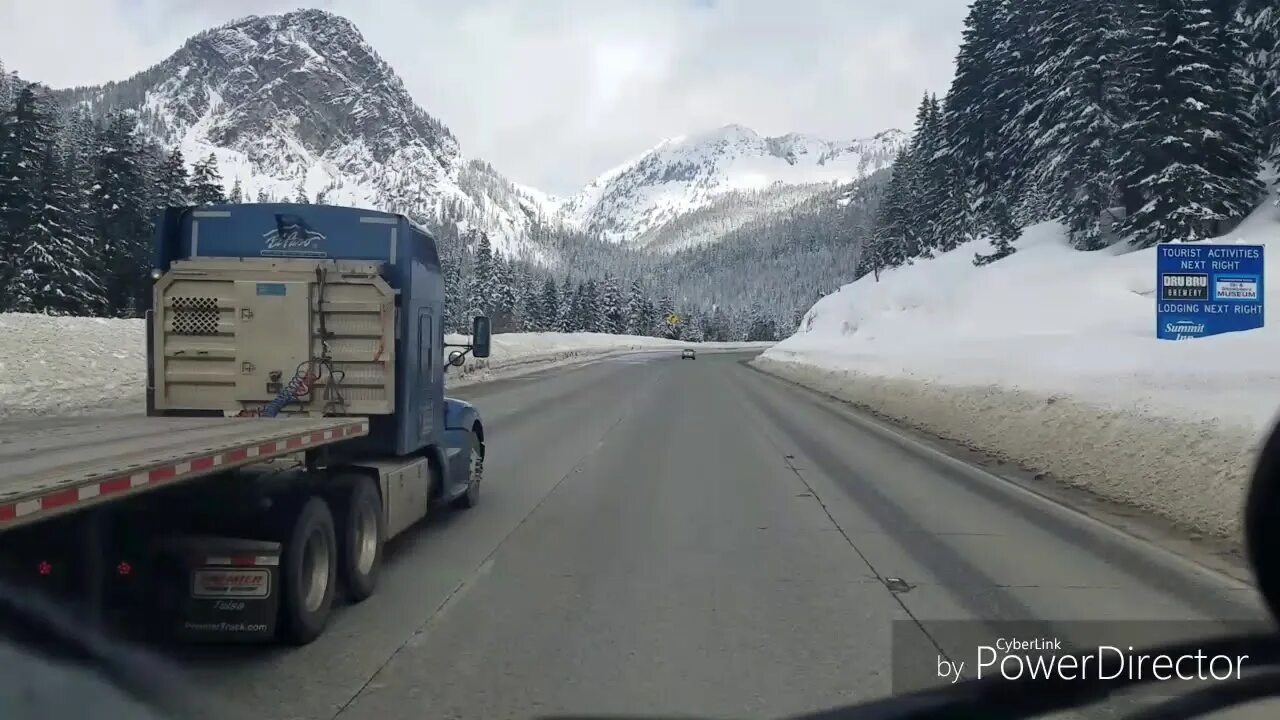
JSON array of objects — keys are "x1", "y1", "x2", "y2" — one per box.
[{"x1": 681, "y1": 349, "x2": 696, "y2": 360}]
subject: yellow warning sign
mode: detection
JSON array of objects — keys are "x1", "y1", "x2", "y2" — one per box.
[{"x1": 666, "y1": 313, "x2": 681, "y2": 326}]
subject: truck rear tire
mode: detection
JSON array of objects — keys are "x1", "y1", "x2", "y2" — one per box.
[
  {"x1": 337, "y1": 476, "x2": 383, "y2": 603},
  {"x1": 277, "y1": 496, "x2": 337, "y2": 645},
  {"x1": 450, "y1": 431, "x2": 483, "y2": 510}
]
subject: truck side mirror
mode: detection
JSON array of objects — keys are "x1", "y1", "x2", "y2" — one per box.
[{"x1": 472, "y1": 316, "x2": 491, "y2": 359}]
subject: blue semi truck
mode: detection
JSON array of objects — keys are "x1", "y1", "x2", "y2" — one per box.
[{"x1": 0, "y1": 203, "x2": 490, "y2": 645}]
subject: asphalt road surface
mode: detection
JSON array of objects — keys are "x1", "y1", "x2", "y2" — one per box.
[{"x1": 167, "y1": 351, "x2": 1269, "y2": 720}]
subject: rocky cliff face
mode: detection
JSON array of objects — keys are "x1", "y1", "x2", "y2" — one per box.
[{"x1": 55, "y1": 9, "x2": 552, "y2": 259}]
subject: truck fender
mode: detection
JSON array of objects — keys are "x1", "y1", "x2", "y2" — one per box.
[
  {"x1": 442, "y1": 397, "x2": 484, "y2": 497},
  {"x1": 443, "y1": 397, "x2": 481, "y2": 433}
]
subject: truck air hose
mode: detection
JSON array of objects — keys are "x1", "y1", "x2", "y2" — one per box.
[{"x1": 261, "y1": 362, "x2": 317, "y2": 418}]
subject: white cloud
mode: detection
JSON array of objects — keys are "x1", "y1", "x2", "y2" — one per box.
[{"x1": 0, "y1": 0, "x2": 966, "y2": 194}]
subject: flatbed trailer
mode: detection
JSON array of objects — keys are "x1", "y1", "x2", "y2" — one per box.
[
  {"x1": 0, "y1": 416, "x2": 368, "y2": 531},
  {"x1": 0, "y1": 203, "x2": 493, "y2": 647},
  {"x1": 0, "y1": 409, "x2": 483, "y2": 646}
]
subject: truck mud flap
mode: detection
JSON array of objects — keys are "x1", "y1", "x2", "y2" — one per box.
[{"x1": 161, "y1": 537, "x2": 282, "y2": 643}]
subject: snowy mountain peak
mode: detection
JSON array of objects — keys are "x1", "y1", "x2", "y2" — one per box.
[
  {"x1": 558, "y1": 124, "x2": 905, "y2": 244},
  {"x1": 199, "y1": 9, "x2": 363, "y2": 57},
  {"x1": 53, "y1": 9, "x2": 549, "y2": 260},
  {"x1": 707, "y1": 123, "x2": 760, "y2": 141}
]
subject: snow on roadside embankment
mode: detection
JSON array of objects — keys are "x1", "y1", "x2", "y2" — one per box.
[
  {"x1": 756, "y1": 204, "x2": 1280, "y2": 545},
  {"x1": 0, "y1": 314, "x2": 766, "y2": 418},
  {"x1": 0, "y1": 314, "x2": 147, "y2": 418}
]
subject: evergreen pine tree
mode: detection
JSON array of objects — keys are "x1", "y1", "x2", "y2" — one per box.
[
  {"x1": 1265, "y1": 9, "x2": 1279, "y2": 171},
  {"x1": 746, "y1": 302, "x2": 775, "y2": 341},
  {"x1": 156, "y1": 148, "x2": 192, "y2": 208},
  {"x1": 1206, "y1": 0, "x2": 1268, "y2": 218},
  {"x1": 0, "y1": 84, "x2": 103, "y2": 314},
  {"x1": 907, "y1": 94, "x2": 949, "y2": 253},
  {"x1": 229, "y1": 177, "x2": 244, "y2": 204},
  {"x1": 188, "y1": 153, "x2": 225, "y2": 205},
  {"x1": 600, "y1": 273, "x2": 625, "y2": 333},
  {"x1": 256, "y1": 188, "x2": 270, "y2": 203},
  {"x1": 491, "y1": 252, "x2": 517, "y2": 331},
  {"x1": 510, "y1": 265, "x2": 533, "y2": 331},
  {"x1": 581, "y1": 279, "x2": 604, "y2": 332},
  {"x1": 634, "y1": 296, "x2": 654, "y2": 336},
  {"x1": 1029, "y1": 0, "x2": 1127, "y2": 249},
  {"x1": 867, "y1": 94, "x2": 949, "y2": 263},
  {"x1": 686, "y1": 309, "x2": 706, "y2": 342},
  {"x1": 1118, "y1": 0, "x2": 1265, "y2": 245},
  {"x1": 295, "y1": 176, "x2": 310, "y2": 204},
  {"x1": 625, "y1": 279, "x2": 649, "y2": 335},
  {"x1": 556, "y1": 277, "x2": 575, "y2": 332},
  {"x1": 0, "y1": 83, "x2": 56, "y2": 308},
  {"x1": 538, "y1": 276, "x2": 559, "y2": 332},
  {"x1": 443, "y1": 259, "x2": 465, "y2": 332},
  {"x1": 1240, "y1": 0, "x2": 1279, "y2": 165},
  {"x1": 932, "y1": 114, "x2": 979, "y2": 253},
  {"x1": 655, "y1": 293, "x2": 677, "y2": 339},
  {"x1": 566, "y1": 281, "x2": 585, "y2": 332},
  {"x1": 991, "y1": 0, "x2": 1053, "y2": 215},
  {"x1": 467, "y1": 231, "x2": 495, "y2": 319},
  {"x1": 58, "y1": 108, "x2": 105, "y2": 313},
  {"x1": 870, "y1": 148, "x2": 915, "y2": 269},
  {"x1": 11, "y1": 142, "x2": 105, "y2": 314},
  {"x1": 93, "y1": 111, "x2": 153, "y2": 315},
  {"x1": 706, "y1": 306, "x2": 730, "y2": 342},
  {"x1": 502, "y1": 259, "x2": 520, "y2": 324},
  {"x1": 941, "y1": 0, "x2": 1012, "y2": 248}
]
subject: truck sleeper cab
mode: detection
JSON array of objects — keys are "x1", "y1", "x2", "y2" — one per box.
[{"x1": 0, "y1": 203, "x2": 490, "y2": 646}]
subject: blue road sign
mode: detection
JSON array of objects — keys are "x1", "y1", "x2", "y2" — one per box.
[{"x1": 1156, "y1": 243, "x2": 1265, "y2": 340}]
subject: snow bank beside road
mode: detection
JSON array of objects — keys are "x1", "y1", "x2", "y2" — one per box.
[
  {"x1": 757, "y1": 202, "x2": 1280, "y2": 544},
  {"x1": 0, "y1": 313, "x2": 768, "y2": 418},
  {"x1": 0, "y1": 314, "x2": 147, "y2": 418}
]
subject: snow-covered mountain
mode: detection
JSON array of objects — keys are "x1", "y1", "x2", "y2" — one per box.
[
  {"x1": 53, "y1": 9, "x2": 553, "y2": 260},
  {"x1": 632, "y1": 182, "x2": 835, "y2": 253},
  {"x1": 45, "y1": 10, "x2": 901, "y2": 261},
  {"x1": 557, "y1": 124, "x2": 906, "y2": 244}
]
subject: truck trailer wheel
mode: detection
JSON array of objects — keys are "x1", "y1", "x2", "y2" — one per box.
[
  {"x1": 451, "y1": 431, "x2": 484, "y2": 510},
  {"x1": 337, "y1": 476, "x2": 383, "y2": 603},
  {"x1": 277, "y1": 496, "x2": 337, "y2": 645}
]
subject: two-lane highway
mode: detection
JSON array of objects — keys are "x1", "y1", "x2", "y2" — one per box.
[{"x1": 170, "y1": 351, "x2": 1268, "y2": 720}]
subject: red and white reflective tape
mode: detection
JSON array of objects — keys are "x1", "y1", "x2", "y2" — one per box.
[
  {"x1": 203, "y1": 555, "x2": 280, "y2": 567},
  {"x1": 0, "y1": 421, "x2": 369, "y2": 528}
]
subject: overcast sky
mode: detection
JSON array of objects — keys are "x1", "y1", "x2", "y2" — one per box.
[{"x1": 0, "y1": 0, "x2": 967, "y2": 195}]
